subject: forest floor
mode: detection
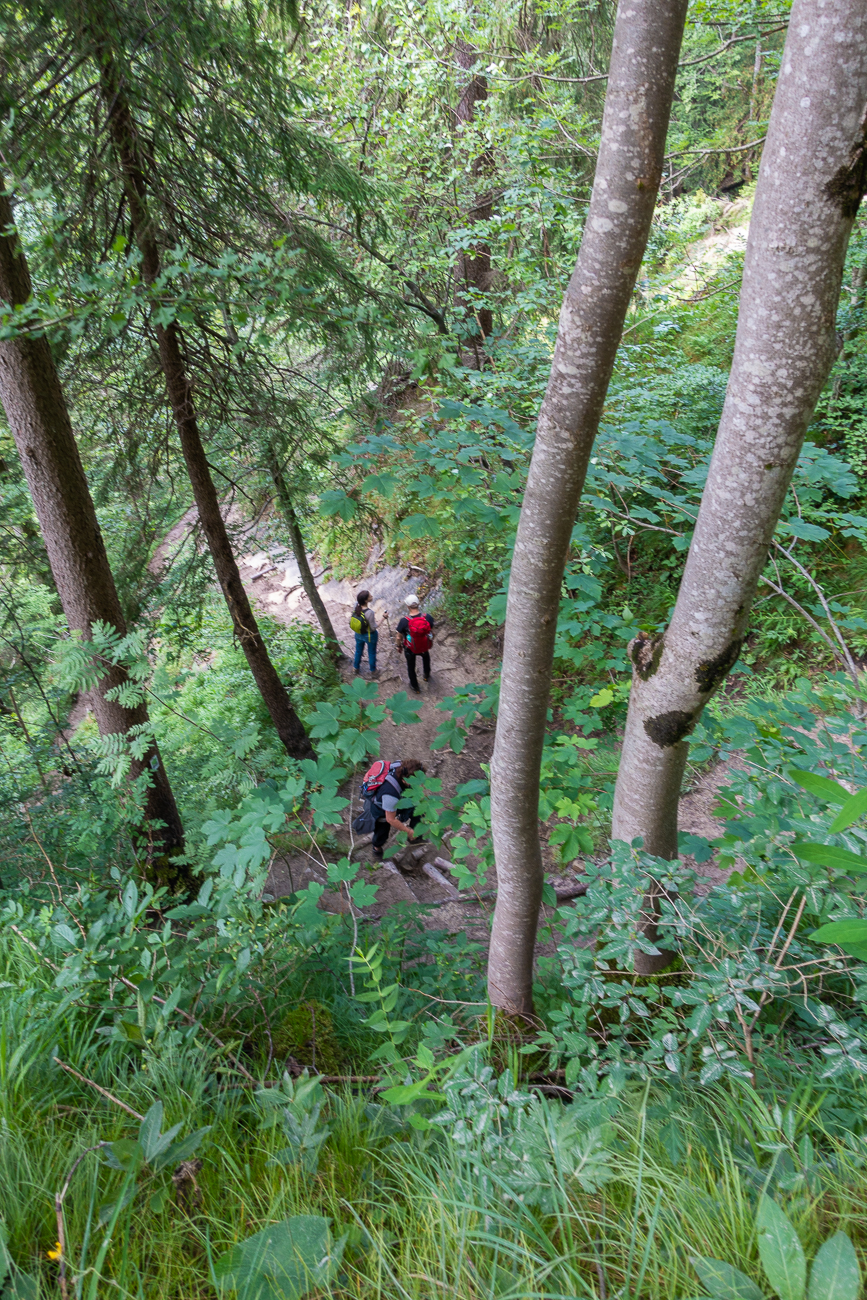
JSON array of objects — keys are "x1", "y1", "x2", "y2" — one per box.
[{"x1": 237, "y1": 540, "x2": 735, "y2": 954}]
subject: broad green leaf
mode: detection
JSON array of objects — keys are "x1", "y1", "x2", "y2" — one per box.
[
  {"x1": 318, "y1": 490, "x2": 356, "y2": 521},
  {"x1": 793, "y1": 843, "x2": 867, "y2": 874},
  {"x1": 757, "y1": 1195, "x2": 806, "y2": 1300},
  {"x1": 385, "y1": 692, "x2": 423, "y2": 726},
  {"x1": 153, "y1": 1126, "x2": 211, "y2": 1172},
  {"x1": 690, "y1": 1255, "x2": 765, "y2": 1300},
  {"x1": 808, "y1": 920, "x2": 867, "y2": 960},
  {"x1": 139, "y1": 1102, "x2": 183, "y2": 1163},
  {"x1": 807, "y1": 1232, "x2": 860, "y2": 1300},
  {"x1": 0, "y1": 1222, "x2": 11, "y2": 1286},
  {"x1": 214, "y1": 1214, "x2": 343, "y2": 1300},
  {"x1": 402, "y1": 513, "x2": 440, "y2": 539},
  {"x1": 360, "y1": 472, "x2": 397, "y2": 498},
  {"x1": 789, "y1": 770, "x2": 849, "y2": 805},
  {"x1": 780, "y1": 518, "x2": 830, "y2": 542},
  {"x1": 829, "y1": 787, "x2": 867, "y2": 833},
  {"x1": 5, "y1": 1273, "x2": 38, "y2": 1300}
]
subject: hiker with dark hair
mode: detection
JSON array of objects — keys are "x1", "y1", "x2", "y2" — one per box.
[
  {"x1": 395, "y1": 595, "x2": 433, "y2": 693},
  {"x1": 350, "y1": 589, "x2": 378, "y2": 675},
  {"x1": 352, "y1": 758, "x2": 427, "y2": 859}
]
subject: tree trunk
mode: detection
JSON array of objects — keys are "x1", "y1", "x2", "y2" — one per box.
[
  {"x1": 98, "y1": 58, "x2": 314, "y2": 761},
  {"x1": 265, "y1": 443, "x2": 344, "y2": 661},
  {"x1": 453, "y1": 38, "x2": 494, "y2": 369},
  {"x1": 611, "y1": 0, "x2": 867, "y2": 972},
  {"x1": 487, "y1": 0, "x2": 689, "y2": 1016},
  {"x1": 0, "y1": 187, "x2": 188, "y2": 882}
]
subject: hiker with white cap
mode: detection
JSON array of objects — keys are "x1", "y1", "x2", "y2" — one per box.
[{"x1": 395, "y1": 594, "x2": 434, "y2": 693}]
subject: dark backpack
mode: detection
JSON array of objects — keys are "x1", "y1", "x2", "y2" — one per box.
[{"x1": 404, "y1": 614, "x2": 432, "y2": 654}]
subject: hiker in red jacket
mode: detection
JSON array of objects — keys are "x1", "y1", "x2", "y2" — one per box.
[{"x1": 395, "y1": 595, "x2": 434, "y2": 693}]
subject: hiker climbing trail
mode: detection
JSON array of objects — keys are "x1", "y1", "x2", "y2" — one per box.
[
  {"x1": 237, "y1": 544, "x2": 504, "y2": 930},
  {"x1": 237, "y1": 541, "x2": 738, "y2": 940}
]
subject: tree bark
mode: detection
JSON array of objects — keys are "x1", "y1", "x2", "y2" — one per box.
[
  {"x1": 453, "y1": 38, "x2": 494, "y2": 369},
  {"x1": 264, "y1": 442, "x2": 344, "y2": 661},
  {"x1": 98, "y1": 57, "x2": 314, "y2": 761},
  {"x1": 611, "y1": 0, "x2": 867, "y2": 972},
  {"x1": 0, "y1": 187, "x2": 188, "y2": 881},
  {"x1": 487, "y1": 0, "x2": 689, "y2": 1015}
]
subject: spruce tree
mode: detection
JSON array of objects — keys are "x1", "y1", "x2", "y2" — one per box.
[{"x1": 0, "y1": 185, "x2": 189, "y2": 884}]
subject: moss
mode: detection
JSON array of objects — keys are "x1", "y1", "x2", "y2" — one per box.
[
  {"x1": 630, "y1": 631, "x2": 664, "y2": 681},
  {"x1": 644, "y1": 709, "x2": 696, "y2": 747},
  {"x1": 695, "y1": 638, "x2": 743, "y2": 695},
  {"x1": 270, "y1": 1001, "x2": 346, "y2": 1075},
  {"x1": 825, "y1": 142, "x2": 867, "y2": 220}
]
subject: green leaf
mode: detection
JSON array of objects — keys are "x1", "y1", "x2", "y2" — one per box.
[
  {"x1": 0, "y1": 1223, "x2": 11, "y2": 1288},
  {"x1": 150, "y1": 1186, "x2": 171, "y2": 1213},
  {"x1": 808, "y1": 920, "x2": 867, "y2": 960},
  {"x1": 4, "y1": 1273, "x2": 38, "y2": 1300},
  {"x1": 138, "y1": 1102, "x2": 183, "y2": 1163},
  {"x1": 360, "y1": 472, "x2": 397, "y2": 498},
  {"x1": 829, "y1": 787, "x2": 867, "y2": 833},
  {"x1": 789, "y1": 770, "x2": 849, "y2": 805},
  {"x1": 385, "y1": 692, "x2": 423, "y2": 726},
  {"x1": 793, "y1": 843, "x2": 867, "y2": 874},
  {"x1": 781, "y1": 518, "x2": 830, "y2": 542},
  {"x1": 691, "y1": 1256, "x2": 764, "y2": 1300},
  {"x1": 402, "y1": 513, "x2": 440, "y2": 539},
  {"x1": 309, "y1": 792, "x2": 349, "y2": 828},
  {"x1": 757, "y1": 1195, "x2": 806, "y2": 1300},
  {"x1": 214, "y1": 1215, "x2": 343, "y2": 1300},
  {"x1": 807, "y1": 1232, "x2": 860, "y2": 1300},
  {"x1": 153, "y1": 1126, "x2": 210, "y2": 1172},
  {"x1": 319, "y1": 490, "x2": 357, "y2": 521}
]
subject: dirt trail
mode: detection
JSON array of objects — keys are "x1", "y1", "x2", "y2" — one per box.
[
  {"x1": 233, "y1": 538, "x2": 734, "y2": 946},
  {"x1": 237, "y1": 544, "x2": 504, "y2": 933}
]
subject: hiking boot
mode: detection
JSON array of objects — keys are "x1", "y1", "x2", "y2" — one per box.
[
  {"x1": 372, "y1": 847, "x2": 384, "y2": 859},
  {"x1": 410, "y1": 685, "x2": 421, "y2": 693},
  {"x1": 423, "y1": 675, "x2": 431, "y2": 682}
]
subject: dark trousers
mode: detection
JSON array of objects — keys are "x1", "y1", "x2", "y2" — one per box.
[
  {"x1": 372, "y1": 805, "x2": 417, "y2": 850},
  {"x1": 404, "y1": 649, "x2": 430, "y2": 691}
]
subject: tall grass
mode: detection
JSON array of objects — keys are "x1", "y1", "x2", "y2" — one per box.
[{"x1": 4, "y1": 1019, "x2": 867, "y2": 1300}]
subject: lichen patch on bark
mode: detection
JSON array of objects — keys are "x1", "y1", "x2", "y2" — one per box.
[
  {"x1": 643, "y1": 710, "x2": 696, "y2": 748},
  {"x1": 630, "y1": 630, "x2": 664, "y2": 680},
  {"x1": 824, "y1": 114, "x2": 867, "y2": 219},
  {"x1": 695, "y1": 638, "x2": 744, "y2": 695}
]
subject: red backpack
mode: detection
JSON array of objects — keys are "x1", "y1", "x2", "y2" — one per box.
[
  {"x1": 360, "y1": 759, "x2": 400, "y2": 799},
  {"x1": 404, "y1": 614, "x2": 433, "y2": 654}
]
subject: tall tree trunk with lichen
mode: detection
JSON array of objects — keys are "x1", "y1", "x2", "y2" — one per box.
[
  {"x1": 264, "y1": 442, "x2": 343, "y2": 661},
  {"x1": 453, "y1": 37, "x2": 494, "y2": 369},
  {"x1": 97, "y1": 53, "x2": 313, "y2": 760},
  {"x1": 0, "y1": 186, "x2": 189, "y2": 884},
  {"x1": 487, "y1": 0, "x2": 690, "y2": 1016},
  {"x1": 611, "y1": 0, "x2": 867, "y2": 973}
]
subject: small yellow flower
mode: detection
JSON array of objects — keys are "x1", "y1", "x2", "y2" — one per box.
[{"x1": 46, "y1": 1242, "x2": 63, "y2": 1262}]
